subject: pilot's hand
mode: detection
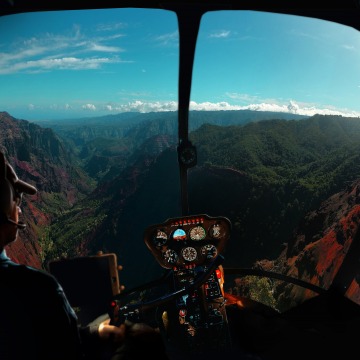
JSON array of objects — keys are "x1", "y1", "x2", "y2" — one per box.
[
  {"x1": 108, "y1": 320, "x2": 168, "y2": 360},
  {"x1": 98, "y1": 318, "x2": 126, "y2": 343}
]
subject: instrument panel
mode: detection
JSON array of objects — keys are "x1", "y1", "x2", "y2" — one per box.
[{"x1": 144, "y1": 214, "x2": 231, "y2": 269}]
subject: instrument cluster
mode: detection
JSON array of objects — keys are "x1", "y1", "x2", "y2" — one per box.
[{"x1": 144, "y1": 214, "x2": 231, "y2": 269}]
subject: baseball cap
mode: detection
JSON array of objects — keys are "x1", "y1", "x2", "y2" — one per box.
[{"x1": 0, "y1": 151, "x2": 37, "y2": 195}]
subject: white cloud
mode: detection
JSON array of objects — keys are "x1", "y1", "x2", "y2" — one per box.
[
  {"x1": 209, "y1": 30, "x2": 231, "y2": 38},
  {"x1": 0, "y1": 56, "x2": 122, "y2": 74},
  {"x1": 96, "y1": 22, "x2": 127, "y2": 32},
  {"x1": 91, "y1": 100, "x2": 360, "y2": 117},
  {"x1": 82, "y1": 104, "x2": 96, "y2": 111},
  {"x1": 101, "y1": 100, "x2": 178, "y2": 113},
  {"x1": 188, "y1": 100, "x2": 360, "y2": 117},
  {"x1": 21, "y1": 99, "x2": 360, "y2": 120},
  {"x1": 88, "y1": 43, "x2": 124, "y2": 52},
  {"x1": 0, "y1": 26, "x2": 127, "y2": 74},
  {"x1": 154, "y1": 31, "x2": 178, "y2": 47},
  {"x1": 343, "y1": 44, "x2": 355, "y2": 51}
]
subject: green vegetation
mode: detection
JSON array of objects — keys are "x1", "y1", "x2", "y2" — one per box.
[
  {"x1": 191, "y1": 115, "x2": 360, "y2": 209},
  {"x1": 228, "y1": 275, "x2": 277, "y2": 310},
  {"x1": 41, "y1": 113, "x2": 360, "y2": 280},
  {"x1": 43, "y1": 199, "x2": 108, "y2": 261}
]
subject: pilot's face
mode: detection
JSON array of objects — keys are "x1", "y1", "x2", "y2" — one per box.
[{"x1": 0, "y1": 191, "x2": 21, "y2": 248}]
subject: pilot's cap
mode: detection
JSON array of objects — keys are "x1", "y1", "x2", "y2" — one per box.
[{"x1": 0, "y1": 151, "x2": 37, "y2": 196}]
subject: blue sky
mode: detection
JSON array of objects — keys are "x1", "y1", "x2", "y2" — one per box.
[{"x1": 1, "y1": 8, "x2": 360, "y2": 121}]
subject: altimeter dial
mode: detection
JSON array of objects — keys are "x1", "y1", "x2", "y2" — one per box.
[{"x1": 181, "y1": 247, "x2": 197, "y2": 262}]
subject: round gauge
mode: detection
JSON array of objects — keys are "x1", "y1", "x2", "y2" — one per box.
[
  {"x1": 153, "y1": 229, "x2": 168, "y2": 247},
  {"x1": 181, "y1": 247, "x2": 197, "y2": 262},
  {"x1": 172, "y1": 228, "x2": 187, "y2": 241},
  {"x1": 209, "y1": 223, "x2": 223, "y2": 239},
  {"x1": 180, "y1": 147, "x2": 196, "y2": 166},
  {"x1": 163, "y1": 249, "x2": 178, "y2": 264},
  {"x1": 178, "y1": 142, "x2": 197, "y2": 168},
  {"x1": 189, "y1": 225, "x2": 206, "y2": 241},
  {"x1": 201, "y1": 244, "x2": 218, "y2": 259}
]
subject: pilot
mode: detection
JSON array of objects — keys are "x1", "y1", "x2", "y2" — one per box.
[{"x1": 0, "y1": 149, "x2": 127, "y2": 359}]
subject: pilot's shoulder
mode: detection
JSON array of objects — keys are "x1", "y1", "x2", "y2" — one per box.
[{"x1": 2, "y1": 261, "x2": 64, "y2": 294}]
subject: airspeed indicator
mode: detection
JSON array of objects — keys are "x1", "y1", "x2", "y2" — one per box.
[{"x1": 189, "y1": 225, "x2": 206, "y2": 241}]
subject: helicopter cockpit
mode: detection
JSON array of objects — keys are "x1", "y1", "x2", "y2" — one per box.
[{"x1": 1, "y1": 1, "x2": 360, "y2": 359}]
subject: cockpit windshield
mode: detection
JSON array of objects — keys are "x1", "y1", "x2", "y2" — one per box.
[
  {"x1": 0, "y1": 8, "x2": 179, "y2": 119},
  {"x1": 190, "y1": 10, "x2": 360, "y2": 310},
  {"x1": 1, "y1": 6, "x2": 360, "y2": 318}
]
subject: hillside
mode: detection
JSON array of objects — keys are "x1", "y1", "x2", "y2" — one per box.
[
  {"x1": 0, "y1": 111, "x2": 95, "y2": 265},
  {"x1": 2, "y1": 110, "x2": 360, "y2": 307},
  {"x1": 37, "y1": 114, "x2": 360, "y2": 295},
  {"x1": 262, "y1": 179, "x2": 360, "y2": 310},
  {"x1": 31, "y1": 110, "x2": 306, "y2": 183}
]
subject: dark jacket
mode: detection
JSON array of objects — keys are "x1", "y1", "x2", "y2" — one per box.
[{"x1": 0, "y1": 249, "x2": 89, "y2": 360}]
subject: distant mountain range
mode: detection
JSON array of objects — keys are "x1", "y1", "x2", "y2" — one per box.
[
  {"x1": 1, "y1": 109, "x2": 360, "y2": 308},
  {"x1": 31, "y1": 110, "x2": 307, "y2": 182}
]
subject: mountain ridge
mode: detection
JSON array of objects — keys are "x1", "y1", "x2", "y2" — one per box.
[{"x1": 1, "y1": 109, "x2": 360, "y2": 306}]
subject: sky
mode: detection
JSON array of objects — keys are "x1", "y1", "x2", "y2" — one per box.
[{"x1": 1, "y1": 8, "x2": 360, "y2": 121}]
